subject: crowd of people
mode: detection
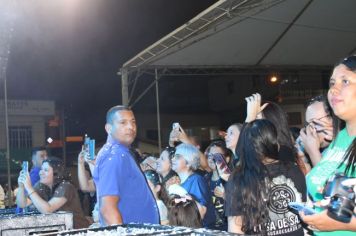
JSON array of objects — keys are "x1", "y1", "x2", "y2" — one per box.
[{"x1": 12, "y1": 55, "x2": 356, "y2": 235}]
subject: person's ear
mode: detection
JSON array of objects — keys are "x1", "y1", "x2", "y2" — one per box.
[{"x1": 105, "y1": 123, "x2": 112, "y2": 135}]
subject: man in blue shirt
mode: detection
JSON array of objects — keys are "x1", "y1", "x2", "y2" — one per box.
[
  {"x1": 93, "y1": 105, "x2": 159, "y2": 226},
  {"x1": 30, "y1": 147, "x2": 48, "y2": 185}
]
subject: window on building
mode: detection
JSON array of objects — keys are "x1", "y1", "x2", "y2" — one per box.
[{"x1": 9, "y1": 126, "x2": 32, "y2": 148}]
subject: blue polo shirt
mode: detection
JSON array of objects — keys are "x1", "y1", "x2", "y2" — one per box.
[
  {"x1": 181, "y1": 173, "x2": 216, "y2": 229},
  {"x1": 30, "y1": 167, "x2": 41, "y2": 186},
  {"x1": 93, "y1": 136, "x2": 159, "y2": 226}
]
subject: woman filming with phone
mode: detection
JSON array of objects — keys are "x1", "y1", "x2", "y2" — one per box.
[
  {"x1": 17, "y1": 157, "x2": 89, "y2": 229},
  {"x1": 204, "y1": 141, "x2": 233, "y2": 231}
]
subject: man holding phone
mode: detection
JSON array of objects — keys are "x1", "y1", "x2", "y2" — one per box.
[
  {"x1": 93, "y1": 105, "x2": 159, "y2": 226},
  {"x1": 30, "y1": 147, "x2": 48, "y2": 185}
]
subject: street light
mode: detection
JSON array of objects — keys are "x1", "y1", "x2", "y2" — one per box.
[{"x1": 270, "y1": 75, "x2": 278, "y2": 83}]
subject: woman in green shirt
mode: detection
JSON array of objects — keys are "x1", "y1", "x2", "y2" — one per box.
[{"x1": 302, "y1": 55, "x2": 356, "y2": 235}]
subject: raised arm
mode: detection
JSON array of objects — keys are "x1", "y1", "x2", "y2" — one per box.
[
  {"x1": 78, "y1": 149, "x2": 96, "y2": 192},
  {"x1": 18, "y1": 171, "x2": 67, "y2": 213},
  {"x1": 16, "y1": 171, "x2": 31, "y2": 208}
]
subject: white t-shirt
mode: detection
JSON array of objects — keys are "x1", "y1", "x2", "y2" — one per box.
[{"x1": 156, "y1": 199, "x2": 168, "y2": 222}]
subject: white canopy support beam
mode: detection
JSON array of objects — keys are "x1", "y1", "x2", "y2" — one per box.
[
  {"x1": 155, "y1": 69, "x2": 162, "y2": 153},
  {"x1": 121, "y1": 68, "x2": 129, "y2": 106}
]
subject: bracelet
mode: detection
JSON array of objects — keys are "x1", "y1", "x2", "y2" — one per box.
[{"x1": 28, "y1": 190, "x2": 36, "y2": 197}]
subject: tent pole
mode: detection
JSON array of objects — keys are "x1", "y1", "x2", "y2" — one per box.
[
  {"x1": 4, "y1": 76, "x2": 12, "y2": 207},
  {"x1": 121, "y1": 68, "x2": 129, "y2": 106},
  {"x1": 155, "y1": 69, "x2": 162, "y2": 154}
]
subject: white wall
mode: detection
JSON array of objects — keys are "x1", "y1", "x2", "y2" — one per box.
[
  {"x1": 0, "y1": 116, "x2": 47, "y2": 149},
  {"x1": 0, "y1": 100, "x2": 55, "y2": 149}
]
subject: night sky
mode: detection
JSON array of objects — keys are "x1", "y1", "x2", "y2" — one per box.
[{"x1": 2, "y1": 0, "x2": 217, "y2": 137}]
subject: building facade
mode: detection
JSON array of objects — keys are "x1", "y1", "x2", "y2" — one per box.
[{"x1": 0, "y1": 100, "x2": 55, "y2": 175}]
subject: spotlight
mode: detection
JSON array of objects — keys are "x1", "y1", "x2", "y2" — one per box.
[{"x1": 270, "y1": 76, "x2": 278, "y2": 83}]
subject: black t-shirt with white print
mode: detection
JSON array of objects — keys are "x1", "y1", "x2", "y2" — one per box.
[{"x1": 225, "y1": 162, "x2": 306, "y2": 236}]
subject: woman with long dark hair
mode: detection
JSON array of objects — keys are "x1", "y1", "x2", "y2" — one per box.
[
  {"x1": 245, "y1": 93, "x2": 308, "y2": 173},
  {"x1": 17, "y1": 157, "x2": 89, "y2": 229},
  {"x1": 302, "y1": 55, "x2": 356, "y2": 234},
  {"x1": 225, "y1": 119, "x2": 306, "y2": 235}
]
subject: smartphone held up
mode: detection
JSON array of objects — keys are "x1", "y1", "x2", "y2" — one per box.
[
  {"x1": 84, "y1": 134, "x2": 95, "y2": 161},
  {"x1": 170, "y1": 122, "x2": 182, "y2": 147},
  {"x1": 22, "y1": 161, "x2": 29, "y2": 173},
  {"x1": 210, "y1": 153, "x2": 231, "y2": 174}
]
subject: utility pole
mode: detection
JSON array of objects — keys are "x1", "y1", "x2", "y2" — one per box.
[
  {"x1": 62, "y1": 109, "x2": 66, "y2": 166},
  {"x1": 3, "y1": 74, "x2": 12, "y2": 207},
  {"x1": 121, "y1": 68, "x2": 129, "y2": 106},
  {"x1": 1, "y1": 0, "x2": 15, "y2": 207}
]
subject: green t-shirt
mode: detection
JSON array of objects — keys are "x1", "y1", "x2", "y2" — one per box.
[{"x1": 306, "y1": 128, "x2": 356, "y2": 236}]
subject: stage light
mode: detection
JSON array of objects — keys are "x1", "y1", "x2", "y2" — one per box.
[{"x1": 270, "y1": 76, "x2": 278, "y2": 83}]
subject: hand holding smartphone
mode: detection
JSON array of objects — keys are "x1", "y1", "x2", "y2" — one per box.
[
  {"x1": 84, "y1": 134, "x2": 96, "y2": 161},
  {"x1": 211, "y1": 153, "x2": 231, "y2": 174},
  {"x1": 172, "y1": 122, "x2": 180, "y2": 131},
  {"x1": 22, "y1": 161, "x2": 29, "y2": 173},
  {"x1": 169, "y1": 122, "x2": 181, "y2": 147},
  {"x1": 288, "y1": 202, "x2": 316, "y2": 215},
  {"x1": 18, "y1": 161, "x2": 29, "y2": 188}
]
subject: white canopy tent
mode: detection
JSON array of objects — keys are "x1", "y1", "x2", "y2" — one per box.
[{"x1": 120, "y1": 0, "x2": 356, "y2": 150}]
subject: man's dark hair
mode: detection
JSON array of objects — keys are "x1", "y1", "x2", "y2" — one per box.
[
  {"x1": 106, "y1": 105, "x2": 131, "y2": 124},
  {"x1": 305, "y1": 95, "x2": 330, "y2": 112},
  {"x1": 337, "y1": 55, "x2": 356, "y2": 72},
  {"x1": 32, "y1": 146, "x2": 46, "y2": 156}
]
